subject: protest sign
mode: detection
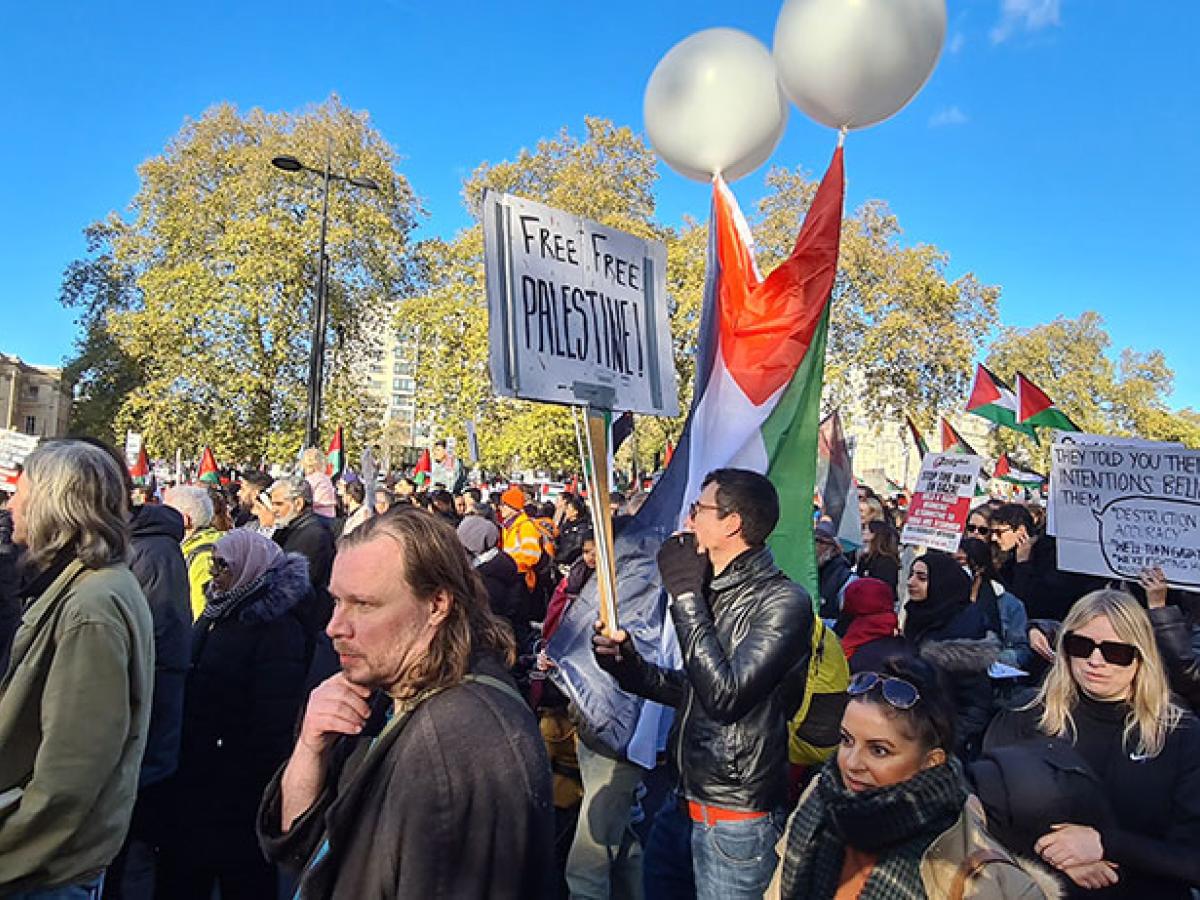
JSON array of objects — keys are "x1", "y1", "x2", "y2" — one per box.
[
  {"x1": 1045, "y1": 432, "x2": 1183, "y2": 535},
  {"x1": 901, "y1": 452, "x2": 983, "y2": 552},
  {"x1": 124, "y1": 432, "x2": 143, "y2": 469},
  {"x1": 0, "y1": 429, "x2": 39, "y2": 491},
  {"x1": 483, "y1": 190, "x2": 678, "y2": 417},
  {"x1": 1051, "y1": 437, "x2": 1200, "y2": 588}
]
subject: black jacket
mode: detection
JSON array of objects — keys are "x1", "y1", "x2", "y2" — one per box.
[
  {"x1": 612, "y1": 546, "x2": 813, "y2": 812},
  {"x1": 996, "y1": 534, "x2": 1106, "y2": 622},
  {"x1": 1149, "y1": 605, "x2": 1200, "y2": 712},
  {"x1": 910, "y1": 602, "x2": 1000, "y2": 760},
  {"x1": 817, "y1": 552, "x2": 855, "y2": 619},
  {"x1": 274, "y1": 509, "x2": 336, "y2": 631},
  {"x1": 128, "y1": 503, "x2": 193, "y2": 787},
  {"x1": 165, "y1": 554, "x2": 312, "y2": 863},
  {"x1": 985, "y1": 697, "x2": 1200, "y2": 899},
  {"x1": 555, "y1": 517, "x2": 591, "y2": 568}
]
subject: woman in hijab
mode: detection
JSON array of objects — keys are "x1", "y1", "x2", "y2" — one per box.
[
  {"x1": 905, "y1": 551, "x2": 1000, "y2": 760},
  {"x1": 157, "y1": 530, "x2": 314, "y2": 900}
]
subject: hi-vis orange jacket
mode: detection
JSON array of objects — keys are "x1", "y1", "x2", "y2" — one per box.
[{"x1": 502, "y1": 511, "x2": 544, "y2": 590}]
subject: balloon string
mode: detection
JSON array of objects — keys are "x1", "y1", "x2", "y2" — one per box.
[{"x1": 838, "y1": 127, "x2": 847, "y2": 148}]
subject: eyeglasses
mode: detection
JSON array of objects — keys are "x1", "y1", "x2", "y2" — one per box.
[
  {"x1": 965, "y1": 524, "x2": 990, "y2": 536},
  {"x1": 688, "y1": 501, "x2": 723, "y2": 519},
  {"x1": 989, "y1": 527, "x2": 1013, "y2": 538},
  {"x1": 1062, "y1": 632, "x2": 1138, "y2": 667},
  {"x1": 847, "y1": 671, "x2": 921, "y2": 710},
  {"x1": 209, "y1": 557, "x2": 230, "y2": 575}
]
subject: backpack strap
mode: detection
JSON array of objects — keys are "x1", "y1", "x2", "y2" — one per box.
[
  {"x1": 463, "y1": 672, "x2": 527, "y2": 707},
  {"x1": 948, "y1": 848, "x2": 1014, "y2": 900}
]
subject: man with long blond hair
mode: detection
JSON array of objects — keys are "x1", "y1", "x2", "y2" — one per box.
[
  {"x1": 985, "y1": 589, "x2": 1200, "y2": 897},
  {"x1": 258, "y1": 506, "x2": 553, "y2": 898}
]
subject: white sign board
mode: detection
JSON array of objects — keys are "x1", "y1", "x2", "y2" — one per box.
[
  {"x1": 1051, "y1": 438, "x2": 1200, "y2": 588},
  {"x1": 483, "y1": 190, "x2": 678, "y2": 417},
  {"x1": 1045, "y1": 432, "x2": 1183, "y2": 535},
  {"x1": 0, "y1": 429, "x2": 39, "y2": 491},
  {"x1": 901, "y1": 452, "x2": 983, "y2": 552},
  {"x1": 124, "y1": 431, "x2": 143, "y2": 470}
]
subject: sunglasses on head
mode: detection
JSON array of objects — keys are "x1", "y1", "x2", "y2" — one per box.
[
  {"x1": 847, "y1": 671, "x2": 921, "y2": 710},
  {"x1": 1062, "y1": 632, "x2": 1138, "y2": 667}
]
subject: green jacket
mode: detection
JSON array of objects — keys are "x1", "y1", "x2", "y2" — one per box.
[{"x1": 0, "y1": 559, "x2": 154, "y2": 893}]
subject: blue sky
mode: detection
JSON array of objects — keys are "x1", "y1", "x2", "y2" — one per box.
[{"x1": 2, "y1": 1, "x2": 1197, "y2": 407}]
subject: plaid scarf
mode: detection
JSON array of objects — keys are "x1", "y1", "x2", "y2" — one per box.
[
  {"x1": 779, "y1": 758, "x2": 967, "y2": 900},
  {"x1": 202, "y1": 570, "x2": 270, "y2": 621}
]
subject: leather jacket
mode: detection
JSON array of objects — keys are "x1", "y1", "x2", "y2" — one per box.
[
  {"x1": 1150, "y1": 605, "x2": 1200, "y2": 712},
  {"x1": 612, "y1": 546, "x2": 813, "y2": 812}
]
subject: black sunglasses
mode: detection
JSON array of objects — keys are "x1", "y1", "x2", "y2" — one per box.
[
  {"x1": 847, "y1": 671, "x2": 921, "y2": 710},
  {"x1": 1062, "y1": 632, "x2": 1138, "y2": 667},
  {"x1": 965, "y1": 524, "x2": 989, "y2": 536},
  {"x1": 209, "y1": 557, "x2": 231, "y2": 575}
]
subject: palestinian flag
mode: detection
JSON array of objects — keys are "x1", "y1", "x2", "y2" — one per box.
[
  {"x1": 129, "y1": 444, "x2": 150, "y2": 485},
  {"x1": 544, "y1": 144, "x2": 846, "y2": 765},
  {"x1": 326, "y1": 426, "x2": 345, "y2": 480},
  {"x1": 412, "y1": 448, "x2": 432, "y2": 486},
  {"x1": 940, "y1": 418, "x2": 980, "y2": 456},
  {"x1": 966, "y1": 364, "x2": 1039, "y2": 439},
  {"x1": 663, "y1": 440, "x2": 674, "y2": 469},
  {"x1": 993, "y1": 453, "x2": 1045, "y2": 487},
  {"x1": 197, "y1": 447, "x2": 220, "y2": 485},
  {"x1": 1016, "y1": 371, "x2": 1079, "y2": 430},
  {"x1": 817, "y1": 410, "x2": 862, "y2": 550},
  {"x1": 905, "y1": 414, "x2": 931, "y2": 457}
]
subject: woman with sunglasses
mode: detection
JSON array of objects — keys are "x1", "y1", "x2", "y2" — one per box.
[
  {"x1": 905, "y1": 551, "x2": 1000, "y2": 760},
  {"x1": 156, "y1": 529, "x2": 315, "y2": 899},
  {"x1": 767, "y1": 657, "x2": 1061, "y2": 899},
  {"x1": 984, "y1": 589, "x2": 1200, "y2": 897}
]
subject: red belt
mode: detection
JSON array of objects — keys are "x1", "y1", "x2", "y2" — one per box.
[{"x1": 685, "y1": 799, "x2": 768, "y2": 825}]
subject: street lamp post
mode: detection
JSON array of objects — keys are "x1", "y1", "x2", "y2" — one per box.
[{"x1": 271, "y1": 149, "x2": 380, "y2": 450}]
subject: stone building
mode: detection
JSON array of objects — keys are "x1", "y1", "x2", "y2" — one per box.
[{"x1": 0, "y1": 354, "x2": 73, "y2": 438}]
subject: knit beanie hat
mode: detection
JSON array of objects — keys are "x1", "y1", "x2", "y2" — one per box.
[
  {"x1": 458, "y1": 516, "x2": 500, "y2": 555},
  {"x1": 501, "y1": 485, "x2": 527, "y2": 511}
]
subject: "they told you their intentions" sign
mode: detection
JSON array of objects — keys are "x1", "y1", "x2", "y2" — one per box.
[{"x1": 483, "y1": 191, "x2": 678, "y2": 416}]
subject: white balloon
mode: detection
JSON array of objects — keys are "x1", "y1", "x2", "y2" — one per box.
[
  {"x1": 644, "y1": 28, "x2": 788, "y2": 183},
  {"x1": 773, "y1": 0, "x2": 947, "y2": 130}
]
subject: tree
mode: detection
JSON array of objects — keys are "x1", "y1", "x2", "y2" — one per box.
[
  {"x1": 94, "y1": 96, "x2": 418, "y2": 464},
  {"x1": 60, "y1": 218, "x2": 144, "y2": 445},
  {"x1": 396, "y1": 118, "x2": 664, "y2": 471},
  {"x1": 751, "y1": 165, "x2": 1000, "y2": 424},
  {"x1": 985, "y1": 312, "x2": 1200, "y2": 466}
]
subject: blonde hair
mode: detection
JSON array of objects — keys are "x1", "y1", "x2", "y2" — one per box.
[
  {"x1": 1034, "y1": 589, "x2": 1181, "y2": 758},
  {"x1": 301, "y1": 448, "x2": 324, "y2": 475},
  {"x1": 21, "y1": 440, "x2": 129, "y2": 571},
  {"x1": 860, "y1": 496, "x2": 884, "y2": 524}
]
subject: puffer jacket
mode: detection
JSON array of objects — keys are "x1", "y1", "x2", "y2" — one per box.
[{"x1": 612, "y1": 546, "x2": 813, "y2": 812}]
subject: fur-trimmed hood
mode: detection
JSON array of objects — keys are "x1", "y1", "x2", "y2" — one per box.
[
  {"x1": 227, "y1": 553, "x2": 312, "y2": 624},
  {"x1": 919, "y1": 633, "x2": 1003, "y2": 675}
]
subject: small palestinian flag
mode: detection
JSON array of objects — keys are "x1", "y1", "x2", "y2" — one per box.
[
  {"x1": 994, "y1": 453, "x2": 1045, "y2": 487},
  {"x1": 1016, "y1": 372, "x2": 1079, "y2": 431},
  {"x1": 197, "y1": 447, "x2": 220, "y2": 485},
  {"x1": 129, "y1": 445, "x2": 150, "y2": 485},
  {"x1": 413, "y1": 448, "x2": 431, "y2": 486},
  {"x1": 966, "y1": 364, "x2": 1039, "y2": 440},
  {"x1": 905, "y1": 414, "x2": 930, "y2": 457},
  {"x1": 326, "y1": 426, "x2": 345, "y2": 480}
]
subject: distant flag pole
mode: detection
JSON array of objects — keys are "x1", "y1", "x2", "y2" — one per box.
[{"x1": 1016, "y1": 371, "x2": 1080, "y2": 431}]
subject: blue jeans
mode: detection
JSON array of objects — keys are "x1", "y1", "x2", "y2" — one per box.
[
  {"x1": 690, "y1": 808, "x2": 785, "y2": 900},
  {"x1": 642, "y1": 795, "x2": 694, "y2": 900},
  {"x1": 9, "y1": 873, "x2": 105, "y2": 899}
]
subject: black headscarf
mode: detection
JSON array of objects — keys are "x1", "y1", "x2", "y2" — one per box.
[{"x1": 904, "y1": 550, "x2": 972, "y2": 644}]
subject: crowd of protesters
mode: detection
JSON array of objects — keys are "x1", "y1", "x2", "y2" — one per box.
[{"x1": 1, "y1": 437, "x2": 1198, "y2": 899}]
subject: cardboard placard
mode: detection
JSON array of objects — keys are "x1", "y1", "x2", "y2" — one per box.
[{"x1": 901, "y1": 452, "x2": 983, "y2": 552}]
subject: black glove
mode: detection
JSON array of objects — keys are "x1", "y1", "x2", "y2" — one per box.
[
  {"x1": 592, "y1": 625, "x2": 643, "y2": 684},
  {"x1": 657, "y1": 532, "x2": 708, "y2": 600}
]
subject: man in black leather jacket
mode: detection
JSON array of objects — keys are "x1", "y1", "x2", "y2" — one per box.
[{"x1": 593, "y1": 468, "x2": 813, "y2": 900}]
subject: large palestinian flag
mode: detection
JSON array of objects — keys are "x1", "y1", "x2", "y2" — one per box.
[
  {"x1": 966, "y1": 364, "x2": 1038, "y2": 440},
  {"x1": 546, "y1": 146, "x2": 845, "y2": 765}
]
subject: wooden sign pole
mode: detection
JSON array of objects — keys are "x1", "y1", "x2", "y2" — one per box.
[{"x1": 582, "y1": 406, "x2": 620, "y2": 637}]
